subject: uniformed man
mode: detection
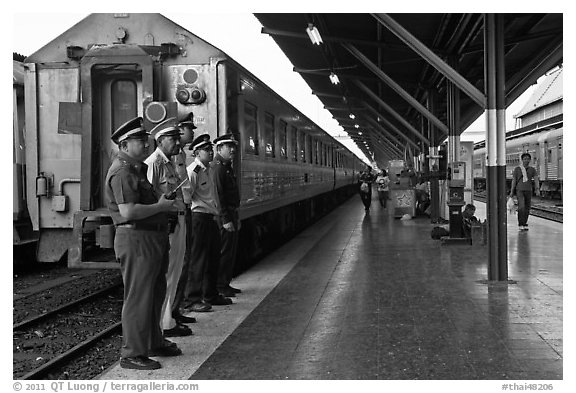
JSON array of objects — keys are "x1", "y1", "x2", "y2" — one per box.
[
  {"x1": 171, "y1": 113, "x2": 198, "y2": 325},
  {"x1": 211, "y1": 133, "x2": 242, "y2": 298},
  {"x1": 105, "y1": 117, "x2": 181, "y2": 371},
  {"x1": 184, "y1": 134, "x2": 233, "y2": 312},
  {"x1": 144, "y1": 117, "x2": 192, "y2": 338}
]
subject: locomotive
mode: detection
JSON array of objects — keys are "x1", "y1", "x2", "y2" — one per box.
[
  {"x1": 15, "y1": 14, "x2": 363, "y2": 268},
  {"x1": 472, "y1": 127, "x2": 563, "y2": 198}
]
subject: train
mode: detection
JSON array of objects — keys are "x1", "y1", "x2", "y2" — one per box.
[
  {"x1": 472, "y1": 127, "x2": 563, "y2": 198},
  {"x1": 13, "y1": 13, "x2": 364, "y2": 268}
]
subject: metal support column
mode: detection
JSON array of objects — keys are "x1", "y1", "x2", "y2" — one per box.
[
  {"x1": 484, "y1": 14, "x2": 508, "y2": 281},
  {"x1": 446, "y1": 56, "x2": 461, "y2": 166}
]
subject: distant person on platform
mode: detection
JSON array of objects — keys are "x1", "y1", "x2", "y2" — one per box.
[
  {"x1": 358, "y1": 166, "x2": 376, "y2": 212},
  {"x1": 105, "y1": 117, "x2": 181, "y2": 371},
  {"x1": 461, "y1": 203, "x2": 479, "y2": 239},
  {"x1": 400, "y1": 162, "x2": 417, "y2": 187},
  {"x1": 510, "y1": 152, "x2": 540, "y2": 231},
  {"x1": 375, "y1": 170, "x2": 390, "y2": 208}
]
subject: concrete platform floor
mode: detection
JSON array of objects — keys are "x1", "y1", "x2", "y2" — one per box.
[{"x1": 101, "y1": 195, "x2": 564, "y2": 381}]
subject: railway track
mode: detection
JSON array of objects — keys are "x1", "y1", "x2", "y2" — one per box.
[
  {"x1": 13, "y1": 278, "x2": 124, "y2": 380},
  {"x1": 473, "y1": 193, "x2": 562, "y2": 223}
]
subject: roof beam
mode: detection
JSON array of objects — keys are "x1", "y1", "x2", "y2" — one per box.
[
  {"x1": 260, "y1": 27, "x2": 408, "y2": 50},
  {"x1": 354, "y1": 80, "x2": 437, "y2": 142},
  {"x1": 371, "y1": 13, "x2": 486, "y2": 109},
  {"x1": 361, "y1": 100, "x2": 424, "y2": 150},
  {"x1": 359, "y1": 114, "x2": 414, "y2": 153},
  {"x1": 347, "y1": 127, "x2": 402, "y2": 156},
  {"x1": 343, "y1": 43, "x2": 450, "y2": 135}
]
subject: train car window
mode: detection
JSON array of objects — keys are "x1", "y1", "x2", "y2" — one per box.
[
  {"x1": 299, "y1": 131, "x2": 306, "y2": 162},
  {"x1": 111, "y1": 80, "x2": 138, "y2": 132},
  {"x1": 290, "y1": 126, "x2": 298, "y2": 161},
  {"x1": 279, "y1": 120, "x2": 287, "y2": 159},
  {"x1": 244, "y1": 101, "x2": 259, "y2": 155},
  {"x1": 264, "y1": 112, "x2": 275, "y2": 158}
]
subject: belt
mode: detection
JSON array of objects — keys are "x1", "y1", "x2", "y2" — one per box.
[
  {"x1": 191, "y1": 211, "x2": 215, "y2": 217},
  {"x1": 116, "y1": 223, "x2": 168, "y2": 232},
  {"x1": 177, "y1": 211, "x2": 186, "y2": 216}
]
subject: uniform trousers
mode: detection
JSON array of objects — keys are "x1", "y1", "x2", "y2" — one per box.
[
  {"x1": 160, "y1": 214, "x2": 186, "y2": 330},
  {"x1": 216, "y1": 212, "x2": 239, "y2": 291},
  {"x1": 114, "y1": 227, "x2": 169, "y2": 358},
  {"x1": 516, "y1": 190, "x2": 532, "y2": 226},
  {"x1": 173, "y1": 209, "x2": 192, "y2": 316},
  {"x1": 184, "y1": 212, "x2": 221, "y2": 304}
]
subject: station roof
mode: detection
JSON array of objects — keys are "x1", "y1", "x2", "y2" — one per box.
[
  {"x1": 515, "y1": 67, "x2": 563, "y2": 118},
  {"x1": 255, "y1": 13, "x2": 562, "y2": 166}
]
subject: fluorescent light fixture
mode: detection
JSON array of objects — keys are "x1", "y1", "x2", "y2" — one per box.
[
  {"x1": 354, "y1": 124, "x2": 359, "y2": 129},
  {"x1": 358, "y1": 132, "x2": 363, "y2": 135},
  {"x1": 306, "y1": 23, "x2": 323, "y2": 45},
  {"x1": 349, "y1": 114, "x2": 355, "y2": 119},
  {"x1": 329, "y1": 72, "x2": 340, "y2": 85}
]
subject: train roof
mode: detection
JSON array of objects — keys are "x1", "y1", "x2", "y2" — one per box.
[
  {"x1": 515, "y1": 67, "x2": 563, "y2": 118},
  {"x1": 474, "y1": 126, "x2": 562, "y2": 154},
  {"x1": 24, "y1": 14, "x2": 226, "y2": 65}
]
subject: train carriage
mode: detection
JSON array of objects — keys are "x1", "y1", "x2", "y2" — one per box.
[
  {"x1": 473, "y1": 127, "x2": 563, "y2": 198},
  {"x1": 18, "y1": 13, "x2": 363, "y2": 267}
]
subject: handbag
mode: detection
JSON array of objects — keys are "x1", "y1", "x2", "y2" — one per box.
[{"x1": 506, "y1": 196, "x2": 517, "y2": 215}]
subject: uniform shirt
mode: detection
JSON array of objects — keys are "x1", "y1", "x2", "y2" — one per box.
[
  {"x1": 172, "y1": 149, "x2": 192, "y2": 205},
  {"x1": 144, "y1": 147, "x2": 186, "y2": 204},
  {"x1": 211, "y1": 153, "x2": 240, "y2": 224},
  {"x1": 105, "y1": 151, "x2": 167, "y2": 226},
  {"x1": 512, "y1": 165, "x2": 538, "y2": 191},
  {"x1": 186, "y1": 157, "x2": 219, "y2": 215}
]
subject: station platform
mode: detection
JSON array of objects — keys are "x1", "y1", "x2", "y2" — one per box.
[{"x1": 100, "y1": 195, "x2": 563, "y2": 381}]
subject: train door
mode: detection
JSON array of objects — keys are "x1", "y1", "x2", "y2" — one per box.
[
  {"x1": 92, "y1": 69, "x2": 143, "y2": 208},
  {"x1": 79, "y1": 47, "x2": 154, "y2": 212}
]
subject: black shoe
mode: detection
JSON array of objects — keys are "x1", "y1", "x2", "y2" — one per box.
[
  {"x1": 185, "y1": 301, "x2": 212, "y2": 313},
  {"x1": 228, "y1": 285, "x2": 242, "y2": 294},
  {"x1": 163, "y1": 339, "x2": 177, "y2": 347},
  {"x1": 173, "y1": 313, "x2": 197, "y2": 324},
  {"x1": 149, "y1": 345, "x2": 183, "y2": 357},
  {"x1": 205, "y1": 295, "x2": 233, "y2": 306},
  {"x1": 219, "y1": 287, "x2": 236, "y2": 298},
  {"x1": 120, "y1": 356, "x2": 161, "y2": 370},
  {"x1": 163, "y1": 323, "x2": 193, "y2": 337}
]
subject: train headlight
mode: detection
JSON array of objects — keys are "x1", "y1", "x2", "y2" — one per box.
[
  {"x1": 190, "y1": 88, "x2": 206, "y2": 104},
  {"x1": 175, "y1": 87, "x2": 206, "y2": 105},
  {"x1": 176, "y1": 89, "x2": 190, "y2": 104}
]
